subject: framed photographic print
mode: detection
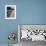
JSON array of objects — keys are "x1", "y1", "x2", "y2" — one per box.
[{"x1": 5, "y1": 5, "x2": 16, "y2": 19}]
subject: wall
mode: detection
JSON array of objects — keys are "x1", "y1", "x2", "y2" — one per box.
[
  {"x1": 16, "y1": 0, "x2": 46, "y2": 24},
  {"x1": 0, "y1": 0, "x2": 46, "y2": 44},
  {"x1": 0, "y1": 0, "x2": 18, "y2": 44}
]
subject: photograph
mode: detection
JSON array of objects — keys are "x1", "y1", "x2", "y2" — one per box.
[{"x1": 5, "y1": 5, "x2": 16, "y2": 19}]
